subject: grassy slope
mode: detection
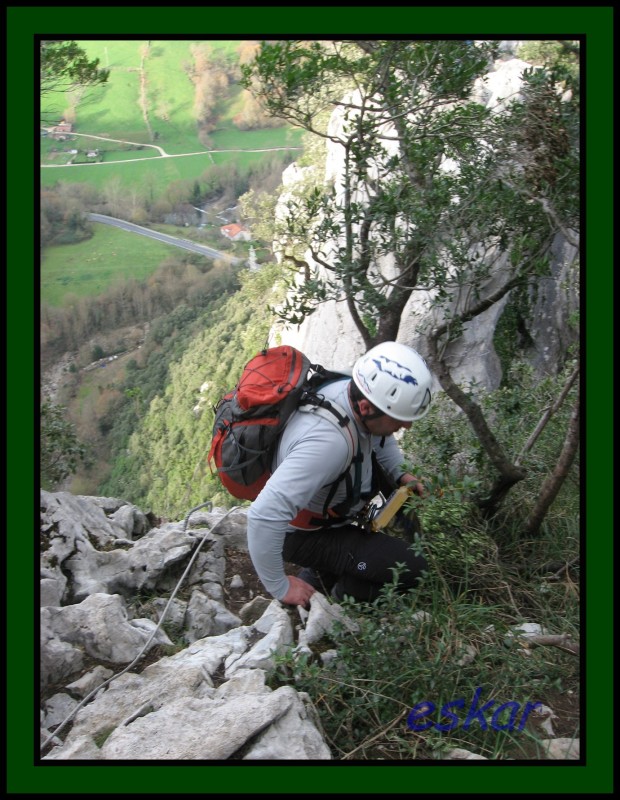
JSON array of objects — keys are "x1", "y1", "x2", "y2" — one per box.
[
  {"x1": 41, "y1": 224, "x2": 185, "y2": 307},
  {"x1": 40, "y1": 39, "x2": 303, "y2": 204},
  {"x1": 40, "y1": 39, "x2": 304, "y2": 307},
  {"x1": 42, "y1": 39, "x2": 302, "y2": 155},
  {"x1": 41, "y1": 151, "x2": 221, "y2": 194}
]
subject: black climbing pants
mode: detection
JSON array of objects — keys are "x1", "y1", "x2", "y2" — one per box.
[{"x1": 283, "y1": 524, "x2": 428, "y2": 602}]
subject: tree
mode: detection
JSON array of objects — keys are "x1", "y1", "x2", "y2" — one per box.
[
  {"x1": 40, "y1": 187, "x2": 94, "y2": 246},
  {"x1": 190, "y1": 180, "x2": 203, "y2": 206},
  {"x1": 187, "y1": 46, "x2": 231, "y2": 135},
  {"x1": 40, "y1": 400, "x2": 88, "y2": 488},
  {"x1": 40, "y1": 40, "x2": 109, "y2": 99},
  {"x1": 238, "y1": 188, "x2": 278, "y2": 246},
  {"x1": 233, "y1": 89, "x2": 287, "y2": 131},
  {"x1": 241, "y1": 40, "x2": 580, "y2": 518}
]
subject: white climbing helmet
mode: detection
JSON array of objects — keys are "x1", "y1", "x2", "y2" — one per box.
[{"x1": 352, "y1": 341, "x2": 433, "y2": 422}]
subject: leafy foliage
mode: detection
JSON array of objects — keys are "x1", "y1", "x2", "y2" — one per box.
[
  {"x1": 517, "y1": 41, "x2": 580, "y2": 88},
  {"x1": 241, "y1": 40, "x2": 578, "y2": 351},
  {"x1": 240, "y1": 41, "x2": 580, "y2": 523},
  {"x1": 99, "y1": 263, "x2": 287, "y2": 517},
  {"x1": 40, "y1": 400, "x2": 89, "y2": 488},
  {"x1": 40, "y1": 40, "x2": 109, "y2": 102},
  {"x1": 401, "y1": 358, "x2": 579, "y2": 518}
]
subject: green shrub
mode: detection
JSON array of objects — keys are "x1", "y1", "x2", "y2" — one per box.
[
  {"x1": 40, "y1": 400, "x2": 89, "y2": 488},
  {"x1": 269, "y1": 359, "x2": 580, "y2": 760},
  {"x1": 270, "y1": 566, "x2": 579, "y2": 760}
]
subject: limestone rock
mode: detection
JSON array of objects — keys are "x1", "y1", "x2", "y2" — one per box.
[
  {"x1": 541, "y1": 737, "x2": 580, "y2": 760},
  {"x1": 268, "y1": 54, "x2": 578, "y2": 391}
]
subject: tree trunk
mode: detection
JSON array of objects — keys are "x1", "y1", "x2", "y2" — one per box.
[
  {"x1": 426, "y1": 332, "x2": 526, "y2": 520},
  {"x1": 522, "y1": 387, "x2": 580, "y2": 537}
]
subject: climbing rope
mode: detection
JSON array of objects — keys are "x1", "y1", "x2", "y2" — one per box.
[{"x1": 40, "y1": 501, "x2": 244, "y2": 754}]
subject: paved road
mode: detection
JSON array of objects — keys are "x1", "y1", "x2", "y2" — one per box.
[
  {"x1": 88, "y1": 213, "x2": 241, "y2": 264},
  {"x1": 41, "y1": 130, "x2": 302, "y2": 167}
]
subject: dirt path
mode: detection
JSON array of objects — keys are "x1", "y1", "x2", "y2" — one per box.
[
  {"x1": 41, "y1": 131, "x2": 302, "y2": 167},
  {"x1": 41, "y1": 352, "x2": 78, "y2": 402},
  {"x1": 42, "y1": 130, "x2": 168, "y2": 159}
]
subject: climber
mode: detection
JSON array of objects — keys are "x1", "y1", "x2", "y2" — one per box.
[{"x1": 246, "y1": 341, "x2": 433, "y2": 607}]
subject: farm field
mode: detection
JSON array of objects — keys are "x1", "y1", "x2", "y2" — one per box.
[
  {"x1": 40, "y1": 39, "x2": 304, "y2": 200},
  {"x1": 41, "y1": 151, "x2": 221, "y2": 195},
  {"x1": 41, "y1": 40, "x2": 302, "y2": 156},
  {"x1": 40, "y1": 147, "x2": 288, "y2": 198},
  {"x1": 41, "y1": 224, "x2": 187, "y2": 307},
  {"x1": 40, "y1": 40, "x2": 303, "y2": 306}
]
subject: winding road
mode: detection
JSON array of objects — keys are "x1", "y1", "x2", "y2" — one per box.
[
  {"x1": 87, "y1": 213, "x2": 241, "y2": 263},
  {"x1": 43, "y1": 130, "x2": 295, "y2": 262},
  {"x1": 41, "y1": 130, "x2": 302, "y2": 167}
]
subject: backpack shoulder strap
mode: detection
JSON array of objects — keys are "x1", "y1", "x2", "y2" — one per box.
[
  {"x1": 296, "y1": 396, "x2": 364, "y2": 521},
  {"x1": 297, "y1": 396, "x2": 358, "y2": 464}
]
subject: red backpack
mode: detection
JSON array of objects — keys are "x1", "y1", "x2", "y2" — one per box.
[{"x1": 208, "y1": 346, "x2": 359, "y2": 506}]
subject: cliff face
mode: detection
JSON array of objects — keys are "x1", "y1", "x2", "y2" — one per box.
[{"x1": 268, "y1": 45, "x2": 579, "y2": 389}]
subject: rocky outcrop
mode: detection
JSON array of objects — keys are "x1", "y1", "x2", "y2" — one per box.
[
  {"x1": 269, "y1": 44, "x2": 579, "y2": 390},
  {"x1": 39, "y1": 491, "x2": 333, "y2": 760},
  {"x1": 39, "y1": 490, "x2": 579, "y2": 761}
]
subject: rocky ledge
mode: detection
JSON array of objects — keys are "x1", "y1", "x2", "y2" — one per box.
[
  {"x1": 39, "y1": 490, "x2": 351, "y2": 760},
  {"x1": 39, "y1": 490, "x2": 579, "y2": 761}
]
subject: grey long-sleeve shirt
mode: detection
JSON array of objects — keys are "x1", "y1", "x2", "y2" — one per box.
[{"x1": 246, "y1": 379, "x2": 408, "y2": 600}]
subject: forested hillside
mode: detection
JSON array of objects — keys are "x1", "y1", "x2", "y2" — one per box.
[
  {"x1": 39, "y1": 39, "x2": 305, "y2": 499},
  {"x1": 41, "y1": 39, "x2": 582, "y2": 531},
  {"x1": 97, "y1": 262, "x2": 286, "y2": 517}
]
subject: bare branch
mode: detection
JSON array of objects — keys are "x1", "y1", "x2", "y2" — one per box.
[
  {"x1": 516, "y1": 363, "x2": 580, "y2": 466},
  {"x1": 522, "y1": 386, "x2": 580, "y2": 537},
  {"x1": 500, "y1": 177, "x2": 580, "y2": 249},
  {"x1": 426, "y1": 334, "x2": 526, "y2": 485}
]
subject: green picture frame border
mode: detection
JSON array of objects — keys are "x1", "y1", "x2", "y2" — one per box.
[{"x1": 5, "y1": 4, "x2": 613, "y2": 795}]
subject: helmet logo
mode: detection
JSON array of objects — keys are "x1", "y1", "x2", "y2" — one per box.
[{"x1": 371, "y1": 355, "x2": 418, "y2": 386}]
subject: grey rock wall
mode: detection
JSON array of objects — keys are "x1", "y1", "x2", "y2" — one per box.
[{"x1": 268, "y1": 51, "x2": 579, "y2": 390}]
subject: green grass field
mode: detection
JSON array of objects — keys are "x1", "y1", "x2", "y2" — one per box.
[
  {"x1": 40, "y1": 224, "x2": 184, "y2": 307},
  {"x1": 42, "y1": 40, "x2": 298, "y2": 156},
  {"x1": 41, "y1": 139, "x2": 300, "y2": 197},
  {"x1": 40, "y1": 40, "x2": 304, "y2": 306},
  {"x1": 40, "y1": 39, "x2": 303, "y2": 199}
]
